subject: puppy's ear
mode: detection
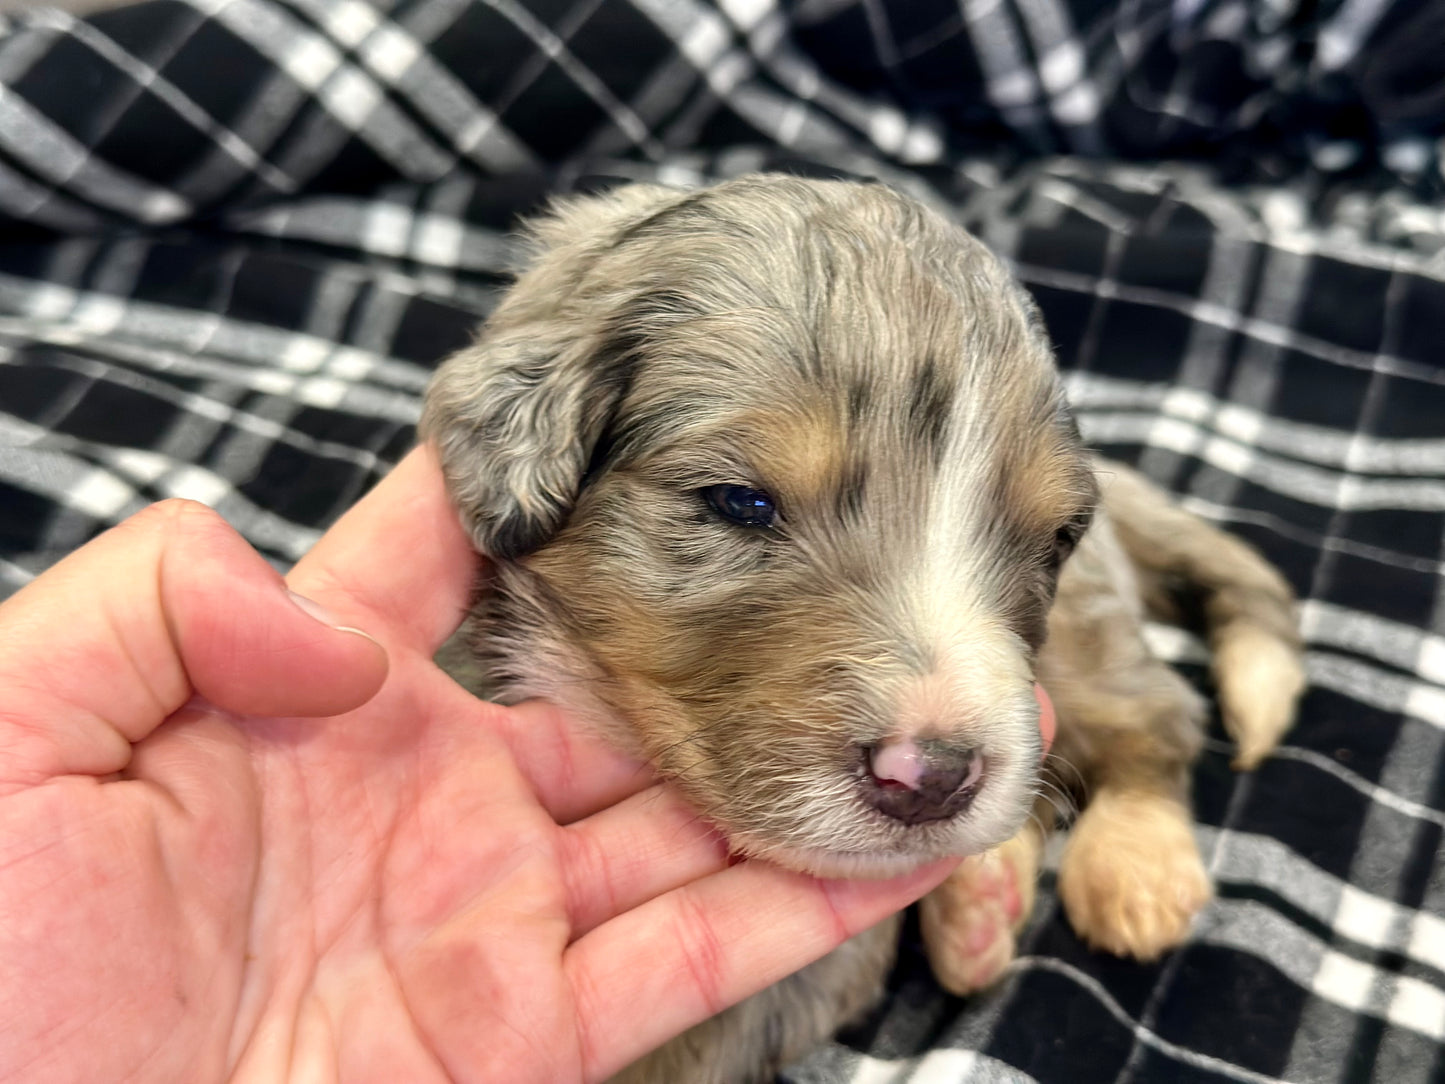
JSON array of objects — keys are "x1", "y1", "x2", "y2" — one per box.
[{"x1": 421, "y1": 184, "x2": 685, "y2": 558}]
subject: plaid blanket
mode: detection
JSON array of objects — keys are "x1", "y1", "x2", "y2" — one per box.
[{"x1": 2, "y1": 1, "x2": 1443, "y2": 1081}]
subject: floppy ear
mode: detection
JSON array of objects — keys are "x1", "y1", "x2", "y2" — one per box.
[{"x1": 421, "y1": 184, "x2": 686, "y2": 558}]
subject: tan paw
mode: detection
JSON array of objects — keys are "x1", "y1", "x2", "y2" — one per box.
[
  {"x1": 1214, "y1": 627, "x2": 1306, "y2": 770},
  {"x1": 921, "y1": 831, "x2": 1041, "y2": 995},
  {"x1": 1058, "y1": 791, "x2": 1211, "y2": 960}
]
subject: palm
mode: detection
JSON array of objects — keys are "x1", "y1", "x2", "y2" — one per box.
[
  {"x1": 126, "y1": 644, "x2": 659, "y2": 1082},
  {"x1": 234, "y1": 655, "x2": 601, "y2": 1084}
]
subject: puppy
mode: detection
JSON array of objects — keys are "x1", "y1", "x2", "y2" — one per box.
[{"x1": 422, "y1": 175, "x2": 1306, "y2": 1082}]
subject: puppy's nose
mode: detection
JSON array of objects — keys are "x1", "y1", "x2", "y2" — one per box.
[{"x1": 860, "y1": 738, "x2": 983, "y2": 825}]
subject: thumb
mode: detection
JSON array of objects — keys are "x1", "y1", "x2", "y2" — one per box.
[{"x1": 0, "y1": 500, "x2": 387, "y2": 786}]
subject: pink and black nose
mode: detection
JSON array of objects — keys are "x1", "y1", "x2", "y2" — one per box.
[{"x1": 859, "y1": 738, "x2": 983, "y2": 825}]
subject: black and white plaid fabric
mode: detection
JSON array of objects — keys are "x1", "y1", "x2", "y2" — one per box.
[{"x1": 1, "y1": 1, "x2": 1442, "y2": 1081}]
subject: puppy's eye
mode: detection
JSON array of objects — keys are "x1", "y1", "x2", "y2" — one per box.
[
  {"x1": 1052, "y1": 511, "x2": 1093, "y2": 565},
  {"x1": 1054, "y1": 526, "x2": 1077, "y2": 558},
  {"x1": 702, "y1": 484, "x2": 777, "y2": 528}
]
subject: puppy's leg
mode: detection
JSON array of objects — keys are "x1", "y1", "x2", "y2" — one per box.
[
  {"x1": 611, "y1": 918, "x2": 899, "y2": 1084},
  {"x1": 1041, "y1": 512, "x2": 1213, "y2": 960},
  {"x1": 1049, "y1": 676, "x2": 1213, "y2": 961},
  {"x1": 1057, "y1": 786, "x2": 1212, "y2": 960},
  {"x1": 1098, "y1": 459, "x2": 1305, "y2": 769},
  {"x1": 920, "y1": 810, "x2": 1048, "y2": 994}
]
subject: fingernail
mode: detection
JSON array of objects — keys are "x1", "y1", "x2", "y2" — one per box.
[{"x1": 287, "y1": 590, "x2": 380, "y2": 644}]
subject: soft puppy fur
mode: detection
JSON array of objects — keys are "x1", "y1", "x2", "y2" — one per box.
[{"x1": 423, "y1": 175, "x2": 1306, "y2": 1083}]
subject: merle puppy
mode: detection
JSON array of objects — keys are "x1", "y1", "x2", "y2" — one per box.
[{"x1": 422, "y1": 175, "x2": 1305, "y2": 1083}]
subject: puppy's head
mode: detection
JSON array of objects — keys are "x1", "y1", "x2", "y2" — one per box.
[{"x1": 423, "y1": 176, "x2": 1095, "y2": 877}]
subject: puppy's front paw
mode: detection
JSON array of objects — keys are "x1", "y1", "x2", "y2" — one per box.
[
  {"x1": 921, "y1": 831, "x2": 1041, "y2": 995},
  {"x1": 1058, "y1": 791, "x2": 1211, "y2": 960}
]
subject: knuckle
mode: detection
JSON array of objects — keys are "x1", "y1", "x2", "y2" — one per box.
[
  {"x1": 562, "y1": 827, "x2": 620, "y2": 932},
  {"x1": 670, "y1": 889, "x2": 727, "y2": 1017},
  {"x1": 120, "y1": 498, "x2": 233, "y2": 549},
  {"x1": 127, "y1": 500, "x2": 225, "y2": 537}
]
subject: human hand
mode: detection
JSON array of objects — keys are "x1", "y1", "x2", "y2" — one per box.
[{"x1": 0, "y1": 446, "x2": 972, "y2": 1084}]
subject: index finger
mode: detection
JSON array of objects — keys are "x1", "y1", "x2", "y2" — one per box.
[
  {"x1": 288, "y1": 444, "x2": 479, "y2": 654},
  {"x1": 0, "y1": 500, "x2": 387, "y2": 785}
]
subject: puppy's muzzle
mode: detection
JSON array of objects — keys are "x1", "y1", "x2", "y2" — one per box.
[{"x1": 860, "y1": 738, "x2": 984, "y2": 825}]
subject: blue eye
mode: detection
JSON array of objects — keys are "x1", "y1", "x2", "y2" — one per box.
[{"x1": 702, "y1": 484, "x2": 776, "y2": 528}]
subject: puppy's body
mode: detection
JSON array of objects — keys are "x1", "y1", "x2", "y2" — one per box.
[{"x1": 423, "y1": 176, "x2": 1305, "y2": 1082}]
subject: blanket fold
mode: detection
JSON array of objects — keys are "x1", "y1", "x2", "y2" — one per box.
[{"x1": 1, "y1": 2, "x2": 1442, "y2": 1081}]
